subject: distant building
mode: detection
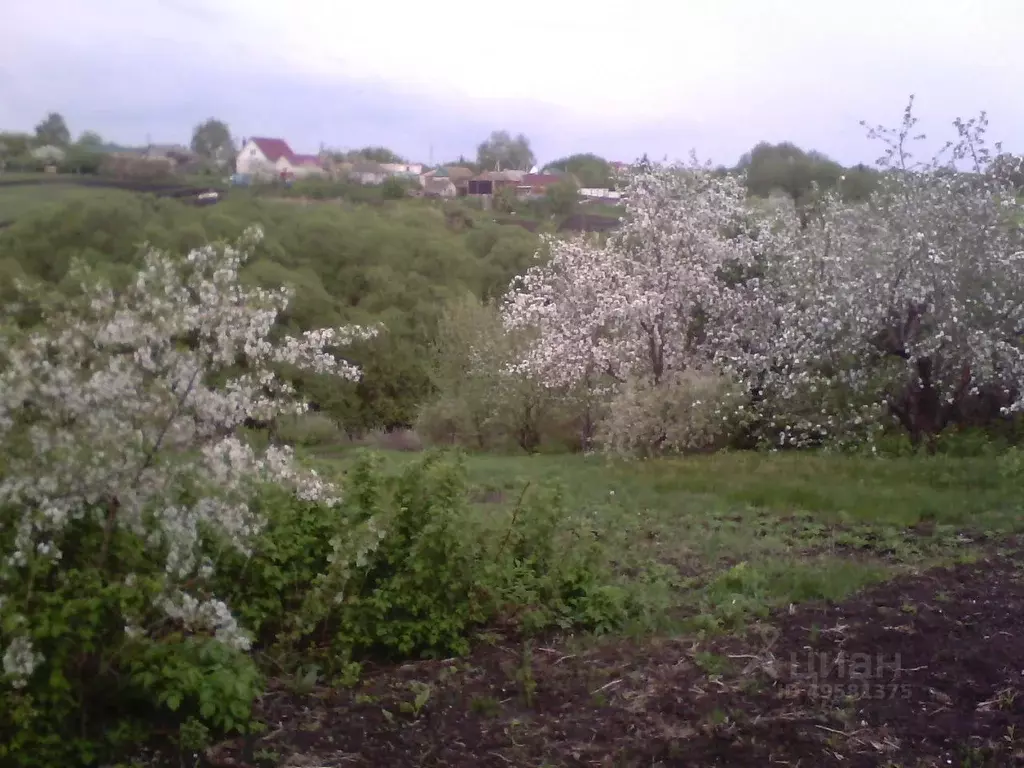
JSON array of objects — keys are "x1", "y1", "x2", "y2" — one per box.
[
  {"x1": 380, "y1": 162, "x2": 424, "y2": 177},
  {"x1": 467, "y1": 169, "x2": 526, "y2": 196},
  {"x1": 236, "y1": 137, "x2": 326, "y2": 180},
  {"x1": 423, "y1": 177, "x2": 457, "y2": 198},
  {"x1": 515, "y1": 173, "x2": 563, "y2": 198},
  {"x1": 579, "y1": 187, "x2": 622, "y2": 201},
  {"x1": 349, "y1": 161, "x2": 388, "y2": 185},
  {"x1": 421, "y1": 166, "x2": 474, "y2": 195}
]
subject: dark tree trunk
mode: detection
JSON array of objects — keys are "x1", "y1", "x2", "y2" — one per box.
[
  {"x1": 886, "y1": 358, "x2": 973, "y2": 452},
  {"x1": 243, "y1": 417, "x2": 280, "y2": 445},
  {"x1": 516, "y1": 403, "x2": 541, "y2": 453}
]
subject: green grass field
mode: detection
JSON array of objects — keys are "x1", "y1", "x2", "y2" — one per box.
[
  {"x1": 306, "y1": 447, "x2": 1018, "y2": 634},
  {"x1": 0, "y1": 172, "x2": 227, "y2": 222},
  {"x1": 0, "y1": 182, "x2": 132, "y2": 220}
]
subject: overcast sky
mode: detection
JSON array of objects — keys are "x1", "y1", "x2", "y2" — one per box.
[{"x1": 2, "y1": 0, "x2": 1021, "y2": 167}]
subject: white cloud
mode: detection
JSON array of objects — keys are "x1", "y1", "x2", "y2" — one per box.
[
  {"x1": 195, "y1": 0, "x2": 1022, "y2": 126},
  {"x1": 2, "y1": 0, "x2": 1022, "y2": 164}
]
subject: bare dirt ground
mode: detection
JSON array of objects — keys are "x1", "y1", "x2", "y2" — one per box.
[{"x1": 211, "y1": 545, "x2": 1024, "y2": 768}]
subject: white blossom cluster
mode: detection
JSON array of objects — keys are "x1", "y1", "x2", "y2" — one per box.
[
  {"x1": 503, "y1": 158, "x2": 764, "y2": 389},
  {"x1": 157, "y1": 592, "x2": 252, "y2": 651},
  {"x1": 2, "y1": 635, "x2": 42, "y2": 689},
  {"x1": 735, "y1": 108, "x2": 1024, "y2": 444},
  {"x1": 0, "y1": 226, "x2": 377, "y2": 688},
  {"x1": 501, "y1": 103, "x2": 1024, "y2": 450}
]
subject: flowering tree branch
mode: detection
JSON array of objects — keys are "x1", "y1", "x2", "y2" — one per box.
[{"x1": 0, "y1": 226, "x2": 378, "y2": 687}]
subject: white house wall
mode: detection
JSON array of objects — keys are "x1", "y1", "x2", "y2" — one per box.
[{"x1": 236, "y1": 140, "x2": 272, "y2": 176}]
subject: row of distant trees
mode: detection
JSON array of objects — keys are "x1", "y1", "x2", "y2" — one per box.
[
  {"x1": 7, "y1": 112, "x2": 1023, "y2": 206},
  {"x1": 0, "y1": 113, "x2": 239, "y2": 176}
]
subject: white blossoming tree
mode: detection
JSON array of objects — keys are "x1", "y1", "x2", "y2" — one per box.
[
  {"x1": 724, "y1": 99, "x2": 1024, "y2": 449},
  {"x1": 503, "y1": 101, "x2": 1024, "y2": 454},
  {"x1": 502, "y1": 159, "x2": 767, "y2": 453},
  {"x1": 0, "y1": 226, "x2": 377, "y2": 691}
]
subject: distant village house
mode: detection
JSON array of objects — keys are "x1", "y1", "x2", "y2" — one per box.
[
  {"x1": 236, "y1": 137, "x2": 327, "y2": 180},
  {"x1": 579, "y1": 187, "x2": 622, "y2": 201},
  {"x1": 349, "y1": 161, "x2": 389, "y2": 185},
  {"x1": 419, "y1": 166, "x2": 473, "y2": 195},
  {"x1": 422, "y1": 177, "x2": 457, "y2": 198},
  {"x1": 380, "y1": 162, "x2": 424, "y2": 177}
]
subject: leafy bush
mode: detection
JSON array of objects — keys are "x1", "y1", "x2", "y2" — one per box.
[
  {"x1": 417, "y1": 293, "x2": 584, "y2": 452},
  {"x1": 217, "y1": 450, "x2": 646, "y2": 668},
  {"x1": 3, "y1": 226, "x2": 624, "y2": 766},
  {"x1": 0, "y1": 511, "x2": 263, "y2": 767},
  {"x1": 0, "y1": 229, "x2": 374, "y2": 766},
  {"x1": 275, "y1": 412, "x2": 347, "y2": 447},
  {"x1": 596, "y1": 370, "x2": 745, "y2": 457}
]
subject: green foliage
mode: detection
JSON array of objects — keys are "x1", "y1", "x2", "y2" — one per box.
[
  {"x1": 416, "y1": 293, "x2": 581, "y2": 452},
  {"x1": 476, "y1": 130, "x2": 535, "y2": 171},
  {"x1": 275, "y1": 412, "x2": 347, "y2": 447},
  {"x1": 542, "y1": 179, "x2": 580, "y2": 217},
  {"x1": 0, "y1": 192, "x2": 543, "y2": 435},
  {"x1": 221, "y1": 451, "x2": 640, "y2": 663},
  {"x1": 190, "y1": 118, "x2": 234, "y2": 167},
  {"x1": 328, "y1": 452, "x2": 484, "y2": 657},
  {"x1": 0, "y1": 511, "x2": 261, "y2": 767},
  {"x1": 59, "y1": 145, "x2": 104, "y2": 175},
  {"x1": 0, "y1": 132, "x2": 34, "y2": 158},
  {"x1": 736, "y1": 141, "x2": 879, "y2": 206},
  {"x1": 0, "y1": 447, "x2": 639, "y2": 766},
  {"x1": 263, "y1": 176, "x2": 389, "y2": 204},
  {"x1": 546, "y1": 153, "x2": 613, "y2": 188},
  {"x1": 343, "y1": 146, "x2": 406, "y2": 164},
  {"x1": 381, "y1": 176, "x2": 407, "y2": 200},
  {"x1": 33, "y1": 112, "x2": 71, "y2": 147}
]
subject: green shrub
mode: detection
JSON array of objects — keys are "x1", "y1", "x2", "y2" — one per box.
[
  {"x1": 329, "y1": 451, "x2": 484, "y2": 657},
  {"x1": 219, "y1": 449, "x2": 645, "y2": 666},
  {"x1": 275, "y1": 412, "x2": 346, "y2": 447},
  {"x1": 0, "y1": 512, "x2": 262, "y2": 768},
  {"x1": 1, "y1": 445, "x2": 650, "y2": 767}
]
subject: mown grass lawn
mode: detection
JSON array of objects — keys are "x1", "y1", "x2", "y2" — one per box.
[{"x1": 307, "y1": 447, "x2": 1019, "y2": 636}]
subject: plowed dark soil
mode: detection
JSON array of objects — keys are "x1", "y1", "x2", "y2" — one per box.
[{"x1": 210, "y1": 548, "x2": 1024, "y2": 767}]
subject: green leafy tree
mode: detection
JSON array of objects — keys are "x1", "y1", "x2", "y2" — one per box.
[
  {"x1": 60, "y1": 144, "x2": 103, "y2": 175},
  {"x1": 34, "y1": 112, "x2": 71, "y2": 147},
  {"x1": 190, "y1": 118, "x2": 235, "y2": 167},
  {"x1": 543, "y1": 179, "x2": 580, "y2": 217},
  {"x1": 0, "y1": 132, "x2": 32, "y2": 157},
  {"x1": 545, "y1": 153, "x2": 612, "y2": 188},
  {"x1": 493, "y1": 186, "x2": 519, "y2": 213},
  {"x1": 735, "y1": 141, "x2": 844, "y2": 206},
  {"x1": 476, "y1": 130, "x2": 535, "y2": 171},
  {"x1": 0, "y1": 187, "x2": 544, "y2": 435},
  {"x1": 435, "y1": 155, "x2": 479, "y2": 173},
  {"x1": 381, "y1": 176, "x2": 407, "y2": 199},
  {"x1": 349, "y1": 146, "x2": 407, "y2": 164},
  {"x1": 839, "y1": 163, "x2": 881, "y2": 203},
  {"x1": 76, "y1": 130, "x2": 103, "y2": 148},
  {"x1": 417, "y1": 293, "x2": 556, "y2": 451}
]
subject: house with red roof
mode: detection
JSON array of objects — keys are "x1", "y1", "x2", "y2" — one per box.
[{"x1": 236, "y1": 136, "x2": 326, "y2": 180}]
